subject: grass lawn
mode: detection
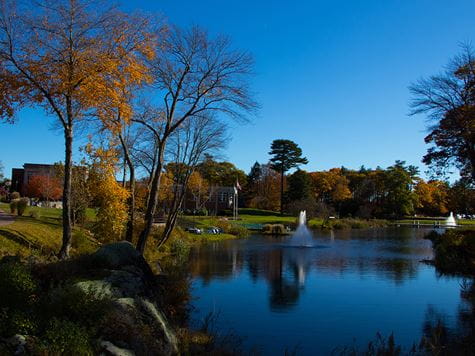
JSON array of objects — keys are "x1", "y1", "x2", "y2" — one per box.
[
  {"x1": 0, "y1": 202, "x2": 238, "y2": 258},
  {"x1": 0, "y1": 202, "x2": 99, "y2": 258},
  {"x1": 181, "y1": 213, "x2": 324, "y2": 230}
]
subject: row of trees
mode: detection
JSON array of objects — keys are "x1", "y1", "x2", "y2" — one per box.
[
  {"x1": 0, "y1": 0, "x2": 257, "y2": 258},
  {"x1": 243, "y1": 160, "x2": 475, "y2": 219}
]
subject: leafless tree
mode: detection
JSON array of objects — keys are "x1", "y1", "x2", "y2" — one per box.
[
  {"x1": 133, "y1": 25, "x2": 257, "y2": 253},
  {"x1": 157, "y1": 113, "x2": 227, "y2": 247},
  {"x1": 410, "y1": 44, "x2": 475, "y2": 183}
]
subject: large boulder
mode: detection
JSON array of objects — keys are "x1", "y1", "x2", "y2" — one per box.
[
  {"x1": 74, "y1": 241, "x2": 179, "y2": 355},
  {"x1": 92, "y1": 242, "x2": 143, "y2": 269}
]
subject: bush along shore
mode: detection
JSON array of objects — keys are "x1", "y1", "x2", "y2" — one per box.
[
  {"x1": 422, "y1": 229, "x2": 475, "y2": 353},
  {"x1": 425, "y1": 229, "x2": 475, "y2": 275}
]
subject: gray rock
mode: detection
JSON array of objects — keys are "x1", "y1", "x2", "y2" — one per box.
[
  {"x1": 75, "y1": 279, "x2": 117, "y2": 298},
  {"x1": 92, "y1": 241, "x2": 142, "y2": 269},
  {"x1": 72, "y1": 242, "x2": 179, "y2": 355},
  {"x1": 138, "y1": 299, "x2": 179, "y2": 355},
  {"x1": 100, "y1": 340, "x2": 136, "y2": 356}
]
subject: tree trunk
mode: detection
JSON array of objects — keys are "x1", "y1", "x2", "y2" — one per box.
[
  {"x1": 119, "y1": 134, "x2": 135, "y2": 242},
  {"x1": 158, "y1": 185, "x2": 187, "y2": 248},
  {"x1": 58, "y1": 127, "x2": 73, "y2": 259},
  {"x1": 469, "y1": 149, "x2": 475, "y2": 184},
  {"x1": 122, "y1": 158, "x2": 127, "y2": 188},
  {"x1": 136, "y1": 143, "x2": 165, "y2": 254},
  {"x1": 280, "y1": 168, "x2": 284, "y2": 215}
]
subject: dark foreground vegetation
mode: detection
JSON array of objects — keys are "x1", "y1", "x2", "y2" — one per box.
[
  {"x1": 426, "y1": 229, "x2": 475, "y2": 275},
  {"x1": 0, "y1": 241, "x2": 239, "y2": 355}
]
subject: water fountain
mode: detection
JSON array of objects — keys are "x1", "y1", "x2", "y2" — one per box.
[
  {"x1": 445, "y1": 212, "x2": 457, "y2": 227},
  {"x1": 289, "y1": 211, "x2": 315, "y2": 247}
]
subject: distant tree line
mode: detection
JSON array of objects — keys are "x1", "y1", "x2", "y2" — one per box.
[{"x1": 243, "y1": 159, "x2": 475, "y2": 219}]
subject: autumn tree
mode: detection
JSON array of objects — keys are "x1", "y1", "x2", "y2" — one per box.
[
  {"x1": 133, "y1": 26, "x2": 257, "y2": 253},
  {"x1": 0, "y1": 0, "x2": 153, "y2": 258},
  {"x1": 25, "y1": 175, "x2": 62, "y2": 205},
  {"x1": 188, "y1": 171, "x2": 210, "y2": 211},
  {"x1": 87, "y1": 146, "x2": 129, "y2": 242},
  {"x1": 269, "y1": 139, "x2": 308, "y2": 214},
  {"x1": 310, "y1": 168, "x2": 351, "y2": 217},
  {"x1": 414, "y1": 179, "x2": 449, "y2": 216},
  {"x1": 248, "y1": 164, "x2": 281, "y2": 211},
  {"x1": 93, "y1": 22, "x2": 156, "y2": 241},
  {"x1": 410, "y1": 45, "x2": 475, "y2": 183}
]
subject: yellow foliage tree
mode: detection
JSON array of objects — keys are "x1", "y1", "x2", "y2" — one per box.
[
  {"x1": 188, "y1": 171, "x2": 209, "y2": 211},
  {"x1": 0, "y1": 0, "x2": 154, "y2": 258},
  {"x1": 88, "y1": 147, "x2": 129, "y2": 242},
  {"x1": 414, "y1": 179, "x2": 449, "y2": 216},
  {"x1": 310, "y1": 168, "x2": 351, "y2": 203}
]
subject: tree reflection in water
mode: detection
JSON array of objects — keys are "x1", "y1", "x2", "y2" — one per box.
[
  {"x1": 189, "y1": 228, "x2": 434, "y2": 310},
  {"x1": 419, "y1": 279, "x2": 475, "y2": 354},
  {"x1": 187, "y1": 229, "x2": 472, "y2": 353}
]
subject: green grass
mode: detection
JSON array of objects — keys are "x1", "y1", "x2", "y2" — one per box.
[
  {"x1": 183, "y1": 232, "x2": 237, "y2": 242},
  {"x1": 0, "y1": 202, "x2": 237, "y2": 259},
  {"x1": 0, "y1": 202, "x2": 99, "y2": 258},
  {"x1": 183, "y1": 214, "x2": 300, "y2": 227}
]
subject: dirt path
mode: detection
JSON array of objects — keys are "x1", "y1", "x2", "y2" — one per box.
[{"x1": 0, "y1": 209, "x2": 15, "y2": 227}]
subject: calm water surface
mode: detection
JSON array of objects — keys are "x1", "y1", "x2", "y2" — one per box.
[{"x1": 188, "y1": 228, "x2": 465, "y2": 355}]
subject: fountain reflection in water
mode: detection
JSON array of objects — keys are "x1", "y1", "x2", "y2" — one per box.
[{"x1": 289, "y1": 211, "x2": 315, "y2": 247}]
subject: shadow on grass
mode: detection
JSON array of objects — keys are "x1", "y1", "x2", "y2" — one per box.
[{"x1": 0, "y1": 229, "x2": 49, "y2": 253}]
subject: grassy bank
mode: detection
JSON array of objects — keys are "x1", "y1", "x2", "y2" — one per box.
[
  {"x1": 0, "y1": 203, "x2": 244, "y2": 262},
  {"x1": 0, "y1": 203, "x2": 98, "y2": 258}
]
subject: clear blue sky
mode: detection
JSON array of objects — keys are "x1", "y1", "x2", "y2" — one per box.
[{"x1": 1, "y1": 0, "x2": 475, "y2": 179}]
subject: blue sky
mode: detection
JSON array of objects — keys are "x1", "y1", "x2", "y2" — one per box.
[{"x1": 1, "y1": 0, "x2": 475, "y2": 179}]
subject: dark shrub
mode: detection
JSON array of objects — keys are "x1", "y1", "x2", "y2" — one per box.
[
  {"x1": 228, "y1": 224, "x2": 249, "y2": 238},
  {"x1": 39, "y1": 318, "x2": 93, "y2": 355},
  {"x1": 42, "y1": 285, "x2": 113, "y2": 330},
  {"x1": 425, "y1": 229, "x2": 475, "y2": 275},
  {"x1": 271, "y1": 224, "x2": 286, "y2": 234},
  {"x1": 16, "y1": 198, "x2": 29, "y2": 216},
  {"x1": 262, "y1": 224, "x2": 272, "y2": 233},
  {"x1": 10, "y1": 192, "x2": 20, "y2": 200},
  {"x1": 194, "y1": 208, "x2": 208, "y2": 216},
  {"x1": 9, "y1": 200, "x2": 17, "y2": 214},
  {"x1": 0, "y1": 259, "x2": 37, "y2": 309},
  {"x1": 8, "y1": 310, "x2": 38, "y2": 335}
]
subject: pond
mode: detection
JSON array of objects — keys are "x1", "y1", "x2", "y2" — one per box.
[{"x1": 187, "y1": 227, "x2": 467, "y2": 355}]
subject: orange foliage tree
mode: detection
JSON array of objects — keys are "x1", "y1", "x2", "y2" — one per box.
[
  {"x1": 0, "y1": 0, "x2": 153, "y2": 258},
  {"x1": 248, "y1": 164, "x2": 281, "y2": 212},
  {"x1": 25, "y1": 175, "x2": 62, "y2": 204},
  {"x1": 310, "y1": 168, "x2": 351, "y2": 204},
  {"x1": 414, "y1": 179, "x2": 449, "y2": 216}
]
